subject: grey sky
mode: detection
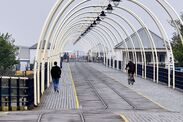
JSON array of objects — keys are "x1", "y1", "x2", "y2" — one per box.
[
  {"x1": 0, "y1": 0, "x2": 56, "y2": 47},
  {"x1": 0, "y1": 0, "x2": 182, "y2": 47}
]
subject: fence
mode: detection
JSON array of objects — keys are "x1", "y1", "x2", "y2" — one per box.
[
  {"x1": 103, "y1": 59, "x2": 183, "y2": 90},
  {"x1": 0, "y1": 77, "x2": 34, "y2": 111},
  {"x1": 137, "y1": 64, "x2": 183, "y2": 90}
]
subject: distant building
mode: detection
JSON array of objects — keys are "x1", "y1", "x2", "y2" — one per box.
[
  {"x1": 29, "y1": 43, "x2": 38, "y2": 65},
  {"x1": 115, "y1": 28, "x2": 171, "y2": 67},
  {"x1": 16, "y1": 46, "x2": 30, "y2": 71},
  {"x1": 29, "y1": 42, "x2": 51, "y2": 69}
]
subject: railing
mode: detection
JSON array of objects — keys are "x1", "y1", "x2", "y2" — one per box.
[
  {"x1": 137, "y1": 64, "x2": 143, "y2": 76},
  {"x1": 114, "y1": 60, "x2": 117, "y2": 69},
  {"x1": 0, "y1": 76, "x2": 34, "y2": 111},
  {"x1": 137, "y1": 64, "x2": 183, "y2": 90},
  {"x1": 118, "y1": 61, "x2": 122, "y2": 70},
  {"x1": 104, "y1": 59, "x2": 183, "y2": 90}
]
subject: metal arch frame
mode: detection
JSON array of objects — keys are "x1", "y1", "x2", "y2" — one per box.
[
  {"x1": 60, "y1": 22, "x2": 115, "y2": 59},
  {"x1": 86, "y1": 30, "x2": 110, "y2": 55},
  {"x1": 89, "y1": 30, "x2": 112, "y2": 65},
  {"x1": 42, "y1": 0, "x2": 75, "y2": 94},
  {"x1": 100, "y1": 19, "x2": 137, "y2": 71},
  {"x1": 72, "y1": 30, "x2": 108, "y2": 64},
  {"x1": 46, "y1": 0, "x2": 182, "y2": 86},
  {"x1": 61, "y1": 31, "x2": 105, "y2": 62},
  {"x1": 55, "y1": 9, "x2": 133, "y2": 70},
  {"x1": 60, "y1": 24, "x2": 105, "y2": 57},
  {"x1": 36, "y1": 0, "x2": 183, "y2": 65},
  {"x1": 33, "y1": 0, "x2": 64, "y2": 105},
  {"x1": 53, "y1": 12, "x2": 109, "y2": 55},
  {"x1": 115, "y1": 6, "x2": 157, "y2": 82},
  {"x1": 55, "y1": 10, "x2": 116, "y2": 57},
  {"x1": 51, "y1": 8, "x2": 105, "y2": 57},
  {"x1": 61, "y1": 17, "x2": 109, "y2": 51},
  {"x1": 34, "y1": 0, "x2": 76, "y2": 105},
  {"x1": 34, "y1": 0, "x2": 183, "y2": 105},
  {"x1": 48, "y1": 4, "x2": 104, "y2": 58},
  {"x1": 90, "y1": 27, "x2": 115, "y2": 66},
  {"x1": 155, "y1": 0, "x2": 183, "y2": 45},
  {"x1": 56, "y1": 1, "x2": 174, "y2": 85},
  {"x1": 83, "y1": 31, "x2": 108, "y2": 54},
  {"x1": 102, "y1": 18, "x2": 138, "y2": 71},
  {"x1": 80, "y1": 35, "x2": 106, "y2": 56},
  {"x1": 109, "y1": 13, "x2": 147, "y2": 77},
  {"x1": 56, "y1": 20, "x2": 106, "y2": 55},
  {"x1": 65, "y1": 12, "x2": 146, "y2": 75},
  {"x1": 123, "y1": 0, "x2": 183, "y2": 88},
  {"x1": 59, "y1": 26, "x2": 103, "y2": 57},
  {"x1": 56, "y1": 22, "x2": 106, "y2": 56},
  {"x1": 126, "y1": 0, "x2": 174, "y2": 86},
  {"x1": 63, "y1": 16, "x2": 132, "y2": 69},
  {"x1": 60, "y1": 25, "x2": 111, "y2": 66},
  {"x1": 52, "y1": 5, "x2": 157, "y2": 82},
  {"x1": 78, "y1": 38, "x2": 96, "y2": 53},
  {"x1": 45, "y1": 3, "x2": 155, "y2": 81},
  {"x1": 76, "y1": 37, "x2": 95, "y2": 52}
]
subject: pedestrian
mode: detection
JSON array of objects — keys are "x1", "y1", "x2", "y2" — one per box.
[
  {"x1": 125, "y1": 60, "x2": 135, "y2": 85},
  {"x1": 66, "y1": 52, "x2": 69, "y2": 62},
  {"x1": 51, "y1": 61, "x2": 61, "y2": 92}
]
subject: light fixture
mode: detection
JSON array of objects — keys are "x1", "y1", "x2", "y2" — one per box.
[
  {"x1": 100, "y1": 11, "x2": 106, "y2": 20},
  {"x1": 93, "y1": 21, "x2": 97, "y2": 26},
  {"x1": 112, "y1": 0, "x2": 121, "y2": 7},
  {"x1": 96, "y1": 16, "x2": 101, "y2": 24},
  {"x1": 106, "y1": 4, "x2": 113, "y2": 14},
  {"x1": 106, "y1": 3, "x2": 113, "y2": 13},
  {"x1": 90, "y1": 24, "x2": 94, "y2": 28}
]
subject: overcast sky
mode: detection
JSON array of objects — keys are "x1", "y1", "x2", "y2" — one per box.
[
  {"x1": 0, "y1": 0, "x2": 56, "y2": 47},
  {"x1": 0, "y1": 0, "x2": 182, "y2": 47}
]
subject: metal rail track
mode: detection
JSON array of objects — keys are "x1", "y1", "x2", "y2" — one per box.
[
  {"x1": 37, "y1": 112, "x2": 85, "y2": 122},
  {"x1": 82, "y1": 63, "x2": 137, "y2": 109},
  {"x1": 87, "y1": 80, "x2": 108, "y2": 109},
  {"x1": 37, "y1": 112, "x2": 45, "y2": 122},
  {"x1": 79, "y1": 112, "x2": 86, "y2": 122},
  {"x1": 75, "y1": 64, "x2": 108, "y2": 110}
]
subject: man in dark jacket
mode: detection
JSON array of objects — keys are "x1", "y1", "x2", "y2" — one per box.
[
  {"x1": 125, "y1": 60, "x2": 135, "y2": 85},
  {"x1": 51, "y1": 61, "x2": 61, "y2": 92}
]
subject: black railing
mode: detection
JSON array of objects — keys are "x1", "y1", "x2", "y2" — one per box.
[
  {"x1": 114, "y1": 60, "x2": 117, "y2": 69},
  {"x1": 146, "y1": 65, "x2": 154, "y2": 79},
  {"x1": 118, "y1": 61, "x2": 121, "y2": 70},
  {"x1": 175, "y1": 71, "x2": 183, "y2": 89},
  {"x1": 158, "y1": 67, "x2": 168, "y2": 84},
  {"x1": 0, "y1": 77, "x2": 34, "y2": 111},
  {"x1": 111, "y1": 59, "x2": 113, "y2": 67},
  {"x1": 137, "y1": 64, "x2": 183, "y2": 90},
  {"x1": 137, "y1": 64, "x2": 142, "y2": 76},
  {"x1": 104, "y1": 57, "x2": 106, "y2": 65},
  {"x1": 44, "y1": 63, "x2": 48, "y2": 90}
]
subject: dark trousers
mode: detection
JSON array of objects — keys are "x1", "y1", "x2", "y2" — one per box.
[{"x1": 52, "y1": 78, "x2": 59, "y2": 91}]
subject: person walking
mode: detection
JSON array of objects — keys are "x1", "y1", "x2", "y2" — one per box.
[
  {"x1": 125, "y1": 60, "x2": 135, "y2": 85},
  {"x1": 51, "y1": 61, "x2": 61, "y2": 92}
]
